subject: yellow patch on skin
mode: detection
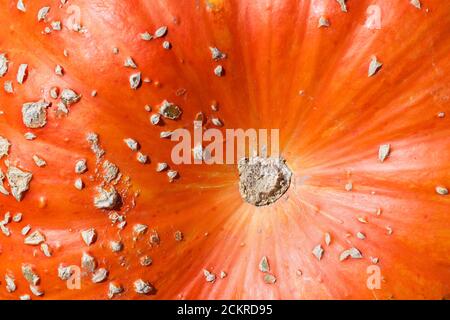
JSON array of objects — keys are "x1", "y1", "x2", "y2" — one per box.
[{"x1": 205, "y1": 0, "x2": 224, "y2": 11}]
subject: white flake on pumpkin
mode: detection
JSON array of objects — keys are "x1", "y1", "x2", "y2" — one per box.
[
  {"x1": 368, "y1": 56, "x2": 382, "y2": 77},
  {"x1": 325, "y1": 232, "x2": 331, "y2": 246},
  {"x1": 209, "y1": 47, "x2": 226, "y2": 60},
  {"x1": 58, "y1": 265, "x2": 74, "y2": 280},
  {"x1": 312, "y1": 244, "x2": 324, "y2": 261},
  {"x1": 5, "y1": 274, "x2": 16, "y2": 293},
  {"x1": 94, "y1": 186, "x2": 120, "y2": 209},
  {"x1": 74, "y1": 178, "x2": 84, "y2": 190},
  {"x1": 37, "y1": 7, "x2": 50, "y2": 22},
  {"x1": 74, "y1": 159, "x2": 87, "y2": 174},
  {"x1": 154, "y1": 26, "x2": 168, "y2": 38},
  {"x1": 81, "y1": 228, "x2": 97, "y2": 246},
  {"x1": 24, "y1": 230, "x2": 45, "y2": 245},
  {"x1": 263, "y1": 273, "x2": 277, "y2": 284},
  {"x1": 136, "y1": 152, "x2": 148, "y2": 164},
  {"x1": 21, "y1": 224, "x2": 31, "y2": 235},
  {"x1": 24, "y1": 132, "x2": 37, "y2": 140},
  {"x1": 129, "y1": 72, "x2": 141, "y2": 90},
  {"x1": 211, "y1": 118, "x2": 223, "y2": 127},
  {"x1": 12, "y1": 213, "x2": 22, "y2": 222},
  {"x1": 159, "y1": 100, "x2": 182, "y2": 120},
  {"x1": 22, "y1": 101, "x2": 50, "y2": 128},
  {"x1": 0, "y1": 53, "x2": 9, "y2": 77},
  {"x1": 22, "y1": 264, "x2": 40, "y2": 285},
  {"x1": 318, "y1": 16, "x2": 330, "y2": 28},
  {"x1": 110, "y1": 240, "x2": 123, "y2": 252},
  {"x1": 410, "y1": 0, "x2": 421, "y2": 9},
  {"x1": 140, "y1": 256, "x2": 152, "y2": 266},
  {"x1": 435, "y1": 186, "x2": 448, "y2": 195},
  {"x1": 0, "y1": 136, "x2": 10, "y2": 158},
  {"x1": 81, "y1": 252, "x2": 97, "y2": 272},
  {"x1": 86, "y1": 133, "x2": 105, "y2": 159},
  {"x1": 259, "y1": 256, "x2": 270, "y2": 272},
  {"x1": 156, "y1": 162, "x2": 168, "y2": 172},
  {"x1": 17, "y1": 0, "x2": 26, "y2": 12},
  {"x1": 214, "y1": 65, "x2": 224, "y2": 77},
  {"x1": 162, "y1": 41, "x2": 171, "y2": 50},
  {"x1": 92, "y1": 268, "x2": 108, "y2": 283},
  {"x1": 30, "y1": 285, "x2": 44, "y2": 296},
  {"x1": 356, "y1": 232, "x2": 366, "y2": 240},
  {"x1": 102, "y1": 160, "x2": 119, "y2": 183},
  {"x1": 203, "y1": 269, "x2": 216, "y2": 283},
  {"x1": 51, "y1": 21, "x2": 62, "y2": 31},
  {"x1": 6, "y1": 166, "x2": 32, "y2": 201},
  {"x1": 108, "y1": 282, "x2": 123, "y2": 299},
  {"x1": 61, "y1": 88, "x2": 80, "y2": 105},
  {"x1": 140, "y1": 32, "x2": 152, "y2": 41},
  {"x1": 4, "y1": 80, "x2": 13, "y2": 93},
  {"x1": 55, "y1": 64, "x2": 64, "y2": 76},
  {"x1": 134, "y1": 279, "x2": 153, "y2": 294},
  {"x1": 339, "y1": 247, "x2": 363, "y2": 261},
  {"x1": 124, "y1": 57, "x2": 137, "y2": 69},
  {"x1": 0, "y1": 223, "x2": 10, "y2": 236},
  {"x1": 174, "y1": 230, "x2": 183, "y2": 241},
  {"x1": 150, "y1": 113, "x2": 161, "y2": 125},
  {"x1": 167, "y1": 170, "x2": 178, "y2": 182},
  {"x1": 336, "y1": 0, "x2": 347, "y2": 12},
  {"x1": 32, "y1": 155, "x2": 46, "y2": 167},
  {"x1": 149, "y1": 230, "x2": 160, "y2": 245},
  {"x1": 40, "y1": 243, "x2": 52, "y2": 257},
  {"x1": 133, "y1": 223, "x2": 148, "y2": 235},
  {"x1": 20, "y1": 294, "x2": 31, "y2": 300},
  {"x1": 17, "y1": 64, "x2": 28, "y2": 84},
  {"x1": 220, "y1": 271, "x2": 227, "y2": 279},
  {"x1": 378, "y1": 144, "x2": 390, "y2": 162},
  {"x1": 160, "y1": 131, "x2": 173, "y2": 139},
  {"x1": 124, "y1": 138, "x2": 139, "y2": 151}
]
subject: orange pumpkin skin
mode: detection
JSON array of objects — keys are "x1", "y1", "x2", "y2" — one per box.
[{"x1": 0, "y1": 0, "x2": 449, "y2": 300}]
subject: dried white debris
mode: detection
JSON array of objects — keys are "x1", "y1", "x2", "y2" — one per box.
[
  {"x1": 211, "y1": 118, "x2": 223, "y2": 127},
  {"x1": 51, "y1": 21, "x2": 62, "y2": 31},
  {"x1": 22, "y1": 264, "x2": 40, "y2": 285},
  {"x1": 94, "y1": 187, "x2": 120, "y2": 210},
  {"x1": 410, "y1": 0, "x2": 421, "y2": 9},
  {"x1": 87, "y1": 133, "x2": 105, "y2": 159},
  {"x1": 140, "y1": 256, "x2": 152, "y2": 266},
  {"x1": 435, "y1": 186, "x2": 448, "y2": 196},
  {"x1": 336, "y1": 0, "x2": 347, "y2": 12},
  {"x1": 102, "y1": 160, "x2": 119, "y2": 183},
  {"x1": 368, "y1": 56, "x2": 383, "y2": 77},
  {"x1": 22, "y1": 101, "x2": 50, "y2": 128},
  {"x1": 74, "y1": 159, "x2": 87, "y2": 174},
  {"x1": 40, "y1": 243, "x2": 52, "y2": 257},
  {"x1": 159, "y1": 100, "x2": 182, "y2": 120},
  {"x1": 356, "y1": 232, "x2": 366, "y2": 240},
  {"x1": 136, "y1": 152, "x2": 148, "y2": 164},
  {"x1": 214, "y1": 65, "x2": 224, "y2": 77},
  {"x1": 0, "y1": 136, "x2": 10, "y2": 158},
  {"x1": 17, "y1": 0, "x2": 26, "y2": 12},
  {"x1": 74, "y1": 178, "x2": 84, "y2": 190},
  {"x1": 110, "y1": 240, "x2": 123, "y2": 252},
  {"x1": 24, "y1": 132, "x2": 37, "y2": 140},
  {"x1": 55, "y1": 64, "x2": 64, "y2": 76},
  {"x1": 162, "y1": 41, "x2": 171, "y2": 50},
  {"x1": 5, "y1": 274, "x2": 16, "y2": 293},
  {"x1": 37, "y1": 7, "x2": 50, "y2": 22},
  {"x1": 124, "y1": 138, "x2": 139, "y2": 151},
  {"x1": 339, "y1": 247, "x2": 363, "y2": 261},
  {"x1": 6, "y1": 166, "x2": 32, "y2": 201},
  {"x1": 259, "y1": 256, "x2": 270, "y2": 272},
  {"x1": 167, "y1": 170, "x2": 178, "y2": 182},
  {"x1": 81, "y1": 252, "x2": 97, "y2": 272},
  {"x1": 150, "y1": 113, "x2": 161, "y2": 125},
  {"x1": 312, "y1": 244, "x2": 324, "y2": 261},
  {"x1": 58, "y1": 265, "x2": 74, "y2": 280},
  {"x1": 61, "y1": 88, "x2": 80, "y2": 105},
  {"x1": 30, "y1": 285, "x2": 44, "y2": 296},
  {"x1": 203, "y1": 269, "x2": 216, "y2": 283},
  {"x1": 325, "y1": 232, "x2": 331, "y2": 246},
  {"x1": 21, "y1": 225, "x2": 31, "y2": 235},
  {"x1": 4, "y1": 81, "x2": 13, "y2": 93},
  {"x1": 92, "y1": 268, "x2": 108, "y2": 283},
  {"x1": 140, "y1": 32, "x2": 152, "y2": 41},
  {"x1": 318, "y1": 16, "x2": 330, "y2": 28},
  {"x1": 129, "y1": 72, "x2": 141, "y2": 90},
  {"x1": 124, "y1": 57, "x2": 137, "y2": 69},
  {"x1": 160, "y1": 131, "x2": 173, "y2": 139},
  {"x1": 156, "y1": 162, "x2": 168, "y2": 172},
  {"x1": 209, "y1": 47, "x2": 226, "y2": 60},
  {"x1": 24, "y1": 230, "x2": 45, "y2": 245},
  {"x1": 108, "y1": 282, "x2": 123, "y2": 299},
  {"x1": 81, "y1": 228, "x2": 97, "y2": 246},
  {"x1": 378, "y1": 144, "x2": 390, "y2": 162},
  {"x1": 32, "y1": 155, "x2": 46, "y2": 167},
  {"x1": 133, "y1": 223, "x2": 148, "y2": 235},
  {"x1": 154, "y1": 26, "x2": 168, "y2": 38},
  {"x1": 0, "y1": 53, "x2": 9, "y2": 77},
  {"x1": 134, "y1": 279, "x2": 153, "y2": 294},
  {"x1": 17, "y1": 64, "x2": 28, "y2": 84}
]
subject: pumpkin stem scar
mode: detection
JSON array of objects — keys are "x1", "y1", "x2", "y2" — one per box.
[{"x1": 238, "y1": 157, "x2": 292, "y2": 206}]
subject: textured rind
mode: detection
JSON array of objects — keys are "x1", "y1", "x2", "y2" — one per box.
[{"x1": 0, "y1": 0, "x2": 449, "y2": 300}]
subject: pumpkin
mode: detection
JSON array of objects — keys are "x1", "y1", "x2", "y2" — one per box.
[{"x1": 0, "y1": 0, "x2": 449, "y2": 300}]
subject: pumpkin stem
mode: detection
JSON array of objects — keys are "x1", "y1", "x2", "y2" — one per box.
[{"x1": 238, "y1": 157, "x2": 292, "y2": 206}]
